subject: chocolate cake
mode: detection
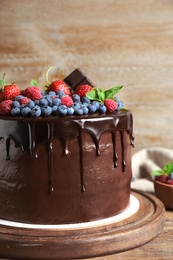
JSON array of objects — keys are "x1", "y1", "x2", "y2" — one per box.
[{"x1": 0, "y1": 69, "x2": 134, "y2": 224}]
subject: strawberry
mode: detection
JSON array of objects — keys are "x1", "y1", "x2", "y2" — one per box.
[
  {"x1": 19, "y1": 97, "x2": 31, "y2": 105},
  {"x1": 3, "y1": 84, "x2": 20, "y2": 100},
  {"x1": 104, "y1": 99, "x2": 117, "y2": 112},
  {"x1": 0, "y1": 73, "x2": 20, "y2": 101},
  {"x1": 0, "y1": 100, "x2": 13, "y2": 115},
  {"x1": 24, "y1": 86, "x2": 42, "y2": 101},
  {"x1": 74, "y1": 85, "x2": 93, "y2": 98},
  {"x1": 61, "y1": 96, "x2": 74, "y2": 107},
  {"x1": 47, "y1": 80, "x2": 70, "y2": 95}
]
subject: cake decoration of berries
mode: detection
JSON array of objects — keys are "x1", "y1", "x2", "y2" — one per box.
[
  {"x1": 0, "y1": 68, "x2": 126, "y2": 117},
  {"x1": 152, "y1": 162, "x2": 173, "y2": 186},
  {"x1": 0, "y1": 73, "x2": 20, "y2": 101},
  {"x1": 86, "y1": 85, "x2": 124, "y2": 112}
]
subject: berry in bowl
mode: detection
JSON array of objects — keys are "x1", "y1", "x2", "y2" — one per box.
[{"x1": 152, "y1": 162, "x2": 173, "y2": 209}]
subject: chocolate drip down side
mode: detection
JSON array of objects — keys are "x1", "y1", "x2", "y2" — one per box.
[{"x1": 1, "y1": 111, "x2": 134, "y2": 193}]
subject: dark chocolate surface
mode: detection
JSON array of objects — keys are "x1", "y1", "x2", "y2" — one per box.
[
  {"x1": 64, "y1": 68, "x2": 95, "y2": 90},
  {"x1": 0, "y1": 111, "x2": 134, "y2": 224}
]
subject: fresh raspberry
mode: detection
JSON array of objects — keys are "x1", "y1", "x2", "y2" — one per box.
[
  {"x1": 47, "y1": 80, "x2": 70, "y2": 95},
  {"x1": 61, "y1": 96, "x2": 74, "y2": 107},
  {"x1": 74, "y1": 85, "x2": 93, "y2": 98},
  {"x1": 19, "y1": 97, "x2": 31, "y2": 105},
  {"x1": 0, "y1": 100, "x2": 13, "y2": 115},
  {"x1": 104, "y1": 99, "x2": 118, "y2": 112},
  {"x1": 24, "y1": 86, "x2": 42, "y2": 101},
  {"x1": 157, "y1": 175, "x2": 168, "y2": 183}
]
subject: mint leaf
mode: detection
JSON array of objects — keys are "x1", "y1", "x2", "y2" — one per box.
[
  {"x1": 104, "y1": 86, "x2": 123, "y2": 99},
  {"x1": 96, "y1": 88, "x2": 105, "y2": 102},
  {"x1": 86, "y1": 89, "x2": 101, "y2": 102},
  {"x1": 151, "y1": 169, "x2": 164, "y2": 176},
  {"x1": 86, "y1": 89, "x2": 97, "y2": 99},
  {"x1": 163, "y1": 162, "x2": 173, "y2": 174},
  {"x1": 30, "y1": 80, "x2": 39, "y2": 86},
  {"x1": 86, "y1": 85, "x2": 123, "y2": 103}
]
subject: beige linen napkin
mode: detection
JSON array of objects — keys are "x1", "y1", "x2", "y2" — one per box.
[{"x1": 131, "y1": 147, "x2": 173, "y2": 192}]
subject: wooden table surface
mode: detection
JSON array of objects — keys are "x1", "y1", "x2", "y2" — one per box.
[{"x1": 90, "y1": 202, "x2": 173, "y2": 260}]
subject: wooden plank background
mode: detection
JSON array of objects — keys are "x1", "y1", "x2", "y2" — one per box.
[{"x1": 1, "y1": 0, "x2": 173, "y2": 153}]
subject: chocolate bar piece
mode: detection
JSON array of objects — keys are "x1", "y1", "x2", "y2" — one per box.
[{"x1": 64, "y1": 68, "x2": 95, "y2": 91}]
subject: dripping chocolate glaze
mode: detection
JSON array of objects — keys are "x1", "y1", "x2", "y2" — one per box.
[{"x1": 0, "y1": 111, "x2": 134, "y2": 193}]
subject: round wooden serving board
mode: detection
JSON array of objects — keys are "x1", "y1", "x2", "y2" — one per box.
[{"x1": 0, "y1": 190, "x2": 165, "y2": 259}]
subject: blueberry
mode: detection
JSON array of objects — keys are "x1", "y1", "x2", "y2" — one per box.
[
  {"x1": 81, "y1": 96, "x2": 90, "y2": 104},
  {"x1": 82, "y1": 106, "x2": 89, "y2": 115},
  {"x1": 98, "y1": 104, "x2": 107, "y2": 113},
  {"x1": 48, "y1": 91, "x2": 56, "y2": 96},
  {"x1": 21, "y1": 107, "x2": 31, "y2": 116},
  {"x1": 72, "y1": 94, "x2": 80, "y2": 102},
  {"x1": 46, "y1": 95, "x2": 53, "y2": 106},
  {"x1": 81, "y1": 102, "x2": 89, "y2": 108},
  {"x1": 114, "y1": 96, "x2": 120, "y2": 102},
  {"x1": 41, "y1": 90, "x2": 46, "y2": 96},
  {"x1": 12, "y1": 101, "x2": 20, "y2": 108},
  {"x1": 15, "y1": 95, "x2": 24, "y2": 101},
  {"x1": 67, "y1": 107, "x2": 74, "y2": 115},
  {"x1": 117, "y1": 101, "x2": 124, "y2": 110},
  {"x1": 92, "y1": 101, "x2": 99, "y2": 110},
  {"x1": 11, "y1": 107, "x2": 21, "y2": 116},
  {"x1": 31, "y1": 105, "x2": 42, "y2": 117},
  {"x1": 114, "y1": 97, "x2": 124, "y2": 110},
  {"x1": 52, "y1": 105, "x2": 58, "y2": 115},
  {"x1": 58, "y1": 105, "x2": 67, "y2": 116},
  {"x1": 56, "y1": 90, "x2": 64, "y2": 98},
  {"x1": 169, "y1": 173, "x2": 173, "y2": 180},
  {"x1": 53, "y1": 97, "x2": 61, "y2": 106},
  {"x1": 73, "y1": 102, "x2": 81, "y2": 111},
  {"x1": 27, "y1": 100, "x2": 35, "y2": 109},
  {"x1": 88, "y1": 104, "x2": 97, "y2": 113},
  {"x1": 35, "y1": 100, "x2": 40, "y2": 105},
  {"x1": 41, "y1": 106, "x2": 52, "y2": 116},
  {"x1": 74, "y1": 107, "x2": 83, "y2": 115},
  {"x1": 39, "y1": 98, "x2": 49, "y2": 107}
]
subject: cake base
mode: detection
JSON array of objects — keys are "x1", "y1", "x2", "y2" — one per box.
[{"x1": 0, "y1": 190, "x2": 165, "y2": 259}]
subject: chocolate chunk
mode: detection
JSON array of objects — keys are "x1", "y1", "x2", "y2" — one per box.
[{"x1": 64, "y1": 68, "x2": 95, "y2": 91}]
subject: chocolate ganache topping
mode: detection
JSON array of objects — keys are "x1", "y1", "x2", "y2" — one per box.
[{"x1": 0, "y1": 111, "x2": 134, "y2": 194}]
